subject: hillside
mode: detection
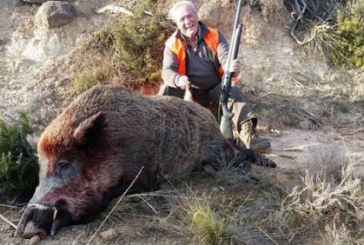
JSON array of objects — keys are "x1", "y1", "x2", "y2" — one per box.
[{"x1": 0, "y1": 0, "x2": 363, "y2": 244}]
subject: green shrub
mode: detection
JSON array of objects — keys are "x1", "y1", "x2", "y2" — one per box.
[
  {"x1": 92, "y1": 26, "x2": 115, "y2": 54},
  {"x1": 332, "y1": 1, "x2": 364, "y2": 67},
  {"x1": 71, "y1": 0, "x2": 169, "y2": 93},
  {"x1": 0, "y1": 113, "x2": 38, "y2": 193},
  {"x1": 112, "y1": 2, "x2": 166, "y2": 88},
  {"x1": 73, "y1": 68, "x2": 103, "y2": 95}
]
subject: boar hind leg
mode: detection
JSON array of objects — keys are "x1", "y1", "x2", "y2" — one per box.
[
  {"x1": 201, "y1": 142, "x2": 251, "y2": 173},
  {"x1": 246, "y1": 149, "x2": 276, "y2": 168},
  {"x1": 236, "y1": 148, "x2": 276, "y2": 168},
  {"x1": 203, "y1": 145, "x2": 276, "y2": 175}
]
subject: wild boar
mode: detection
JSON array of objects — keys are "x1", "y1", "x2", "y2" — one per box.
[{"x1": 16, "y1": 85, "x2": 275, "y2": 239}]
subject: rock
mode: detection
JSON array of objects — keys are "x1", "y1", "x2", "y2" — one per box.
[
  {"x1": 100, "y1": 228, "x2": 119, "y2": 241},
  {"x1": 22, "y1": 0, "x2": 49, "y2": 4},
  {"x1": 3, "y1": 0, "x2": 23, "y2": 8},
  {"x1": 35, "y1": 1, "x2": 76, "y2": 28},
  {"x1": 298, "y1": 119, "x2": 311, "y2": 129},
  {"x1": 23, "y1": 0, "x2": 74, "y2": 4},
  {"x1": 28, "y1": 235, "x2": 40, "y2": 245}
]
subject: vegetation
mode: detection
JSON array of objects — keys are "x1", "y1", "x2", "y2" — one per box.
[
  {"x1": 72, "y1": 0, "x2": 170, "y2": 94},
  {"x1": 0, "y1": 113, "x2": 38, "y2": 194},
  {"x1": 176, "y1": 195, "x2": 225, "y2": 244},
  {"x1": 112, "y1": 5, "x2": 165, "y2": 86},
  {"x1": 333, "y1": 1, "x2": 364, "y2": 67},
  {"x1": 73, "y1": 67, "x2": 107, "y2": 95},
  {"x1": 279, "y1": 147, "x2": 364, "y2": 243},
  {"x1": 289, "y1": 0, "x2": 364, "y2": 68}
]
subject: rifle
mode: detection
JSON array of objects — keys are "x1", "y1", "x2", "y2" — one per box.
[{"x1": 219, "y1": 0, "x2": 243, "y2": 143}]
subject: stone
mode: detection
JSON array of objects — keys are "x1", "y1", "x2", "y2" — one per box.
[
  {"x1": 23, "y1": 0, "x2": 49, "y2": 4},
  {"x1": 100, "y1": 229, "x2": 119, "y2": 241},
  {"x1": 35, "y1": 1, "x2": 76, "y2": 28}
]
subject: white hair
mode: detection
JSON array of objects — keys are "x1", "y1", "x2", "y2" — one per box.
[{"x1": 168, "y1": 1, "x2": 197, "y2": 21}]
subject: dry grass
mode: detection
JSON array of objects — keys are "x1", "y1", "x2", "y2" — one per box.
[
  {"x1": 69, "y1": 34, "x2": 124, "y2": 94},
  {"x1": 87, "y1": 146, "x2": 361, "y2": 244},
  {"x1": 305, "y1": 20, "x2": 344, "y2": 63},
  {"x1": 174, "y1": 194, "x2": 225, "y2": 245},
  {"x1": 322, "y1": 223, "x2": 364, "y2": 245},
  {"x1": 92, "y1": 167, "x2": 289, "y2": 244},
  {"x1": 279, "y1": 144, "x2": 364, "y2": 242},
  {"x1": 282, "y1": 155, "x2": 363, "y2": 219}
]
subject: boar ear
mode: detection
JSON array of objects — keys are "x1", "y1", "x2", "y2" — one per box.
[{"x1": 73, "y1": 112, "x2": 106, "y2": 145}]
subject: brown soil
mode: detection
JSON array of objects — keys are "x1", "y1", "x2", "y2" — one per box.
[{"x1": 260, "y1": 126, "x2": 364, "y2": 193}]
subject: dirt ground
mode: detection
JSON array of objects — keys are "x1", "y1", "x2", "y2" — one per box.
[{"x1": 261, "y1": 126, "x2": 364, "y2": 192}]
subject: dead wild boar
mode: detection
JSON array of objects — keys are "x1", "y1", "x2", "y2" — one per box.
[{"x1": 16, "y1": 85, "x2": 275, "y2": 239}]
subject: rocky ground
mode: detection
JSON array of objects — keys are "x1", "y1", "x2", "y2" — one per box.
[{"x1": 0, "y1": 0, "x2": 363, "y2": 244}]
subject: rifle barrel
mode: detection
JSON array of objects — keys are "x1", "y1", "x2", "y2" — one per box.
[
  {"x1": 232, "y1": 0, "x2": 243, "y2": 32},
  {"x1": 218, "y1": 0, "x2": 243, "y2": 139},
  {"x1": 231, "y1": 24, "x2": 242, "y2": 60},
  {"x1": 224, "y1": 0, "x2": 243, "y2": 77}
]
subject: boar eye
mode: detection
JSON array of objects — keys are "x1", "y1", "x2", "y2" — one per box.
[{"x1": 56, "y1": 160, "x2": 77, "y2": 179}]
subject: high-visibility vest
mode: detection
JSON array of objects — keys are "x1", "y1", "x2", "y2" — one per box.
[{"x1": 166, "y1": 27, "x2": 225, "y2": 78}]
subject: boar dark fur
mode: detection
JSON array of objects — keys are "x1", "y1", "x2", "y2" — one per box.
[{"x1": 16, "y1": 85, "x2": 273, "y2": 239}]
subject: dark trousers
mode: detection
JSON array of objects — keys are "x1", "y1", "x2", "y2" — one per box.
[{"x1": 158, "y1": 84, "x2": 257, "y2": 132}]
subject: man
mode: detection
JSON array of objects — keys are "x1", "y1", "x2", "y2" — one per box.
[{"x1": 160, "y1": 1, "x2": 270, "y2": 150}]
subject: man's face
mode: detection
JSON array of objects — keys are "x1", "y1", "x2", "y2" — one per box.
[{"x1": 174, "y1": 5, "x2": 199, "y2": 39}]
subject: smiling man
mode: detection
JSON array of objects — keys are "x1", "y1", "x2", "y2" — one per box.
[{"x1": 160, "y1": 1, "x2": 270, "y2": 151}]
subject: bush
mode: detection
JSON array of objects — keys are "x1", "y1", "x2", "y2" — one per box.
[
  {"x1": 0, "y1": 113, "x2": 38, "y2": 194},
  {"x1": 287, "y1": 0, "x2": 364, "y2": 68},
  {"x1": 71, "y1": 0, "x2": 169, "y2": 94},
  {"x1": 112, "y1": 4, "x2": 166, "y2": 88},
  {"x1": 332, "y1": 1, "x2": 364, "y2": 67},
  {"x1": 73, "y1": 68, "x2": 105, "y2": 95}
]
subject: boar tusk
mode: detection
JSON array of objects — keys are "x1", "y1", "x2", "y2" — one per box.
[
  {"x1": 28, "y1": 203, "x2": 51, "y2": 210},
  {"x1": 52, "y1": 207, "x2": 58, "y2": 221}
]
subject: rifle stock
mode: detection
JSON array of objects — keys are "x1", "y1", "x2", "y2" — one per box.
[{"x1": 219, "y1": 0, "x2": 243, "y2": 142}]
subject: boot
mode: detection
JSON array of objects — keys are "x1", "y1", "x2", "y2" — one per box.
[
  {"x1": 239, "y1": 120, "x2": 271, "y2": 152},
  {"x1": 239, "y1": 120, "x2": 253, "y2": 149}
]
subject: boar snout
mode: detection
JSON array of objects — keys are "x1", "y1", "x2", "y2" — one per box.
[
  {"x1": 15, "y1": 203, "x2": 72, "y2": 239},
  {"x1": 16, "y1": 204, "x2": 54, "y2": 239}
]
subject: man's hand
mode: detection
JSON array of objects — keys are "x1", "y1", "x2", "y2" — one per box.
[
  {"x1": 176, "y1": 75, "x2": 191, "y2": 90},
  {"x1": 224, "y1": 59, "x2": 240, "y2": 76}
]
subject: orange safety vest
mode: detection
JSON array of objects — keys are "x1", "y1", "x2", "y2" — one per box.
[{"x1": 166, "y1": 28, "x2": 237, "y2": 83}]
